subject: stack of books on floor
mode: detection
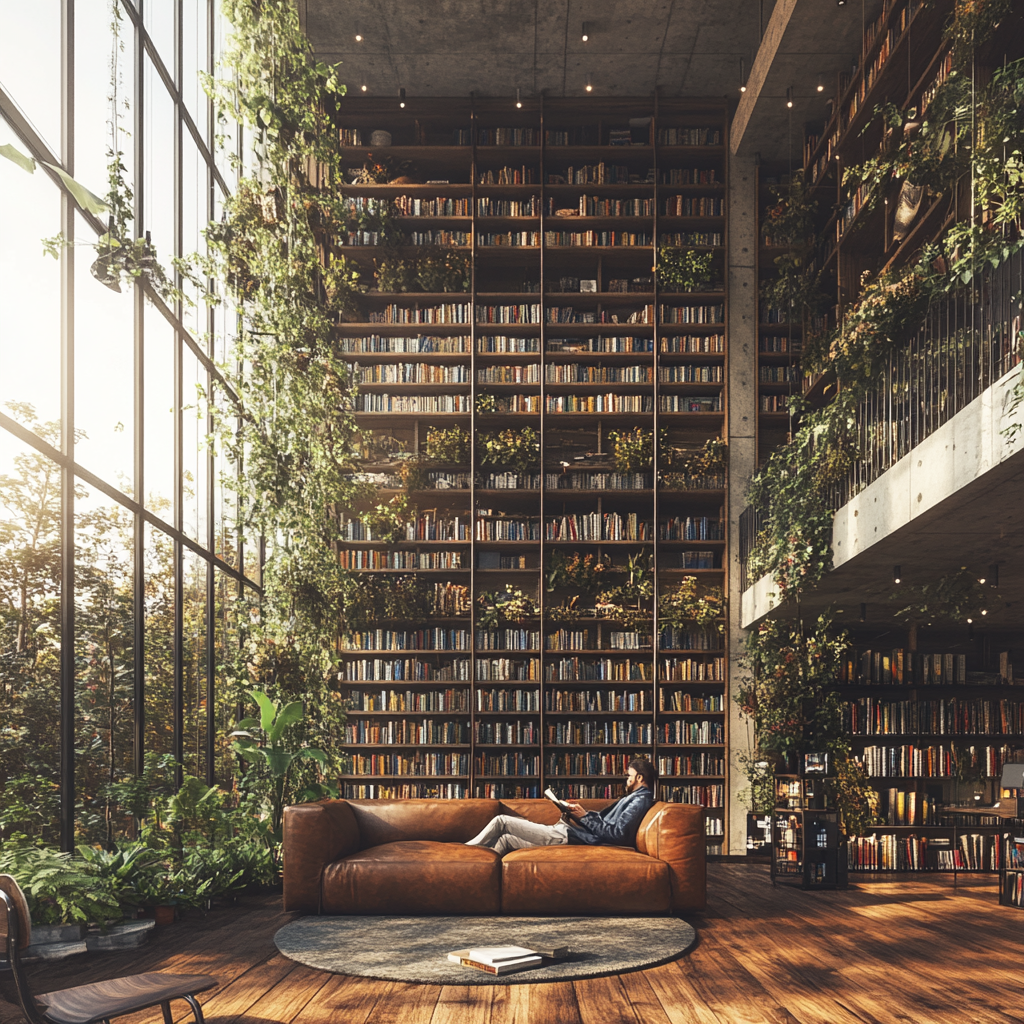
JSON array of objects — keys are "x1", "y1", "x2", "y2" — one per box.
[{"x1": 447, "y1": 943, "x2": 569, "y2": 975}]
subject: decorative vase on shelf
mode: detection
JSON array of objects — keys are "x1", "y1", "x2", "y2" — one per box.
[{"x1": 369, "y1": 130, "x2": 392, "y2": 147}]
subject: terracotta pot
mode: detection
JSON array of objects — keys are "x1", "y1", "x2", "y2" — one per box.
[{"x1": 152, "y1": 905, "x2": 175, "y2": 926}]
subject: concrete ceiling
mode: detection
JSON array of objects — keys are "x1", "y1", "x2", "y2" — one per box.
[
  {"x1": 299, "y1": 0, "x2": 881, "y2": 161},
  {"x1": 760, "y1": 454, "x2": 1024, "y2": 634}
]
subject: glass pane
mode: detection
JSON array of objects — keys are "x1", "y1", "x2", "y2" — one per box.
[
  {"x1": 75, "y1": 213, "x2": 135, "y2": 496},
  {"x1": 181, "y1": 347, "x2": 208, "y2": 545},
  {"x1": 144, "y1": 304, "x2": 176, "y2": 516},
  {"x1": 182, "y1": 0, "x2": 210, "y2": 141},
  {"x1": 143, "y1": 57, "x2": 177, "y2": 280},
  {"x1": 180, "y1": 132, "x2": 208, "y2": 338},
  {"x1": 213, "y1": 568, "x2": 245, "y2": 788},
  {"x1": 181, "y1": 548, "x2": 208, "y2": 779},
  {"x1": 0, "y1": 117, "x2": 62, "y2": 442},
  {"x1": 0, "y1": 0, "x2": 62, "y2": 157},
  {"x1": 74, "y1": 479, "x2": 134, "y2": 844},
  {"x1": 75, "y1": 1, "x2": 136, "y2": 202},
  {"x1": 0, "y1": 427, "x2": 62, "y2": 845},
  {"x1": 144, "y1": 1, "x2": 176, "y2": 69},
  {"x1": 144, "y1": 521, "x2": 175, "y2": 758}
]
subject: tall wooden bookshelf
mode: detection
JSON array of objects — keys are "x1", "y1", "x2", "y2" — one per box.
[{"x1": 331, "y1": 95, "x2": 730, "y2": 853}]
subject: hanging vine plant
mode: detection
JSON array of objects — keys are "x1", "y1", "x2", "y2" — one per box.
[
  {"x1": 608, "y1": 428, "x2": 653, "y2": 473},
  {"x1": 478, "y1": 427, "x2": 540, "y2": 473},
  {"x1": 659, "y1": 576, "x2": 725, "y2": 633}
]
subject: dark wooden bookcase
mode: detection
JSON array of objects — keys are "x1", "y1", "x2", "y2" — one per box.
[{"x1": 330, "y1": 94, "x2": 730, "y2": 852}]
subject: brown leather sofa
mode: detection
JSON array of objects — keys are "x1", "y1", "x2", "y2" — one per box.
[{"x1": 283, "y1": 797, "x2": 706, "y2": 916}]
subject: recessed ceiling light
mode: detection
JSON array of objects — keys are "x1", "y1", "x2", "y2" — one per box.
[{"x1": 355, "y1": 33, "x2": 363, "y2": 42}]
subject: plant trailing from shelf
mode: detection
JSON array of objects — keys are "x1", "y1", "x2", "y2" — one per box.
[
  {"x1": 660, "y1": 436, "x2": 728, "y2": 488},
  {"x1": 545, "y1": 551, "x2": 611, "y2": 593},
  {"x1": 739, "y1": 613, "x2": 878, "y2": 834},
  {"x1": 424, "y1": 425, "x2": 470, "y2": 464},
  {"x1": 659, "y1": 575, "x2": 724, "y2": 633},
  {"x1": 546, "y1": 595, "x2": 583, "y2": 624},
  {"x1": 478, "y1": 426, "x2": 540, "y2": 473},
  {"x1": 398, "y1": 457, "x2": 432, "y2": 492},
  {"x1": 374, "y1": 255, "x2": 413, "y2": 292},
  {"x1": 760, "y1": 172, "x2": 829, "y2": 327},
  {"x1": 359, "y1": 494, "x2": 412, "y2": 543},
  {"x1": 415, "y1": 247, "x2": 471, "y2": 293},
  {"x1": 341, "y1": 574, "x2": 433, "y2": 632},
  {"x1": 475, "y1": 393, "x2": 498, "y2": 414},
  {"x1": 477, "y1": 586, "x2": 540, "y2": 628},
  {"x1": 597, "y1": 552, "x2": 654, "y2": 631},
  {"x1": 608, "y1": 427, "x2": 653, "y2": 473},
  {"x1": 656, "y1": 246, "x2": 713, "y2": 292}
]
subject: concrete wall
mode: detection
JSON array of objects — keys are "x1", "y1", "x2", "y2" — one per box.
[{"x1": 727, "y1": 153, "x2": 759, "y2": 853}]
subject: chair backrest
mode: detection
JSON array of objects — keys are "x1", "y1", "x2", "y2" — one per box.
[{"x1": 0, "y1": 875, "x2": 31, "y2": 953}]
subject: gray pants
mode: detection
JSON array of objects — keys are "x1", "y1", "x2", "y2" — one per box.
[{"x1": 465, "y1": 814, "x2": 570, "y2": 855}]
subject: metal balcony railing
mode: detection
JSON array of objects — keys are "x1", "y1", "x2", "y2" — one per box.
[{"x1": 740, "y1": 250, "x2": 1024, "y2": 590}]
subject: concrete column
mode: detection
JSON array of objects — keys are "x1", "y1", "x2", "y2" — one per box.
[{"x1": 727, "y1": 153, "x2": 758, "y2": 855}]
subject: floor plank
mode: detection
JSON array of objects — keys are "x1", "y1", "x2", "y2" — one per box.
[{"x1": 7, "y1": 865, "x2": 1024, "y2": 1024}]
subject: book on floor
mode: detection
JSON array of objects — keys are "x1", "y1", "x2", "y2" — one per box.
[
  {"x1": 447, "y1": 950, "x2": 543, "y2": 975},
  {"x1": 467, "y1": 946, "x2": 538, "y2": 964},
  {"x1": 522, "y1": 942, "x2": 569, "y2": 959}
]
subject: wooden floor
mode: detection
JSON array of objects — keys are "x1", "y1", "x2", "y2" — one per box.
[{"x1": 5, "y1": 863, "x2": 1022, "y2": 1024}]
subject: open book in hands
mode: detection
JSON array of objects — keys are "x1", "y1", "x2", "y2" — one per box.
[{"x1": 544, "y1": 786, "x2": 572, "y2": 813}]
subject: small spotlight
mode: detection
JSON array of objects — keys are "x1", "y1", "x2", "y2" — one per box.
[
  {"x1": 355, "y1": 33, "x2": 363, "y2": 42},
  {"x1": 516, "y1": 87, "x2": 522, "y2": 109},
  {"x1": 399, "y1": 87, "x2": 406, "y2": 108},
  {"x1": 967, "y1": 617, "x2": 974, "y2": 624},
  {"x1": 361, "y1": 84, "x2": 367, "y2": 92},
  {"x1": 978, "y1": 576, "x2": 986, "y2": 585},
  {"x1": 817, "y1": 75, "x2": 824, "y2": 92},
  {"x1": 586, "y1": 83, "x2": 593, "y2": 92},
  {"x1": 982, "y1": 609, "x2": 988, "y2": 616},
  {"x1": 582, "y1": 21, "x2": 591, "y2": 41},
  {"x1": 893, "y1": 565, "x2": 901, "y2": 585},
  {"x1": 837, "y1": 0, "x2": 846, "y2": 6},
  {"x1": 786, "y1": 86, "x2": 793, "y2": 109},
  {"x1": 740, "y1": 58, "x2": 747, "y2": 93},
  {"x1": 740, "y1": 84, "x2": 747, "y2": 93}
]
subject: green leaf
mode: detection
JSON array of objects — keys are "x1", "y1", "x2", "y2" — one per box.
[
  {"x1": 40, "y1": 161, "x2": 110, "y2": 215},
  {"x1": 270, "y1": 700, "x2": 304, "y2": 743},
  {"x1": 296, "y1": 747, "x2": 328, "y2": 765},
  {"x1": 264, "y1": 749, "x2": 295, "y2": 778},
  {"x1": 248, "y1": 689, "x2": 278, "y2": 735},
  {"x1": 0, "y1": 143, "x2": 36, "y2": 173}
]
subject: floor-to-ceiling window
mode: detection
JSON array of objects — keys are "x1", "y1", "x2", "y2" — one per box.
[{"x1": 0, "y1": 0, "x2": 258, "y2": 851}]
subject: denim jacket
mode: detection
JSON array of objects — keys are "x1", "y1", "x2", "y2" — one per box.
[{"x1": 566, "y1": 786, "x2": 655, "y2": 847}]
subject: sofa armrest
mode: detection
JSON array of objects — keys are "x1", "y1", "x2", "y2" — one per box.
[
  {"x1": 283, "y1": 800, "x2": 361, "y2": 913},
  {"x1": 635, "y1": 802, "x2": 706, "y2": 912}
]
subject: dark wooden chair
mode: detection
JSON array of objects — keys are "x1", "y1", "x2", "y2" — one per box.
[{"x1": 0, "y1": 875, "x2": 216, "y2": 1024}]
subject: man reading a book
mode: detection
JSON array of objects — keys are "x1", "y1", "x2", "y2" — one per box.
[{"x1": 465, "y1": 757, "x2": 657, "y2": 855}]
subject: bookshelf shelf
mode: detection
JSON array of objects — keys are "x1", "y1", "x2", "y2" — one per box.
[{"x1": 334, "y1": 94, "x2": 730, "y2": 844}]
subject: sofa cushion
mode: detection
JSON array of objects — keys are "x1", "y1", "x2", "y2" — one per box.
[
  {"x1": 499, "y1": 798, "x2": 611, "y2": 826},
  {"x1": 501, "y1": 845, "x2": 671, "y2": 915},
  {"x1": 346, "y1": 799, "x2": 500, "y2": 847},
  {"x1": 322, "y1": 841, "x2": 502, "y2": 915}
]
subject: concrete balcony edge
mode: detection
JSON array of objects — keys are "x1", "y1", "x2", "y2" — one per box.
[{"x1": 740, "y1": 363, "x2": 1024, "y2": 629}]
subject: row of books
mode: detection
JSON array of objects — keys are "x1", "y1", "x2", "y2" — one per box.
[
  {"x1": 344, "y1": 783, "x2": 467, "y2": 799},
  {"x1": 340, "y1": 629, "x2": 473, "y2": 651},
  {"x1": 547, "y1": 363, "x2": 652, "y2": 382},
  {"x1": 861, "y1": 744, "x2": 1024, "y2": 778},
  {"x1": 544, "y1": 394, "x2": 654, "y2": 413},
  {"x1": 479, "y1": 394, "x2": 541, "y2": 413},
  {"x1": 339, "y1": 514, "x2": 470, "y2": 542},
  {"x1": 344, "y1": 720, "x2": 468, "y2": 744},
  {"x1": 544, "y1": 513, "x2": 652, "y2": 542},
  {"x1": 338, "y1": 659, "x2": 473, "y2": 682},
  {"x1": 662, "y1": 657, "x2": 727, "y2": 682},
  {"x1": 338, "y1": 550, "x2": 465, "y2": 570},
  {"x1": 547, "y1": 721, "x2": 654, "y2": 744},
  {"x1": 476, "y1": 660, "x2": 541, "y2": 681},
  {"x1": 661, "y1": 365, "x2": 723, "y2": 382},
  {"x1": 475, "y1": 721, "x2": 539, "y2": 744},
  {"x1": 844, "y1": 698, "x2": 1024, "y2": 737},
  {"x1": 476, "y1": 518, "x2": 541, "y2": 540},
  {"x1": 478, "y1": 754, "x2": 538, "y2": 775},
  {"x1": 660, "y1": 395, "x2": 722, "y2": 412},
  {"x1": 344, "y1": 689, "x2": 470, "y2": 711},
  {"x1": 659, "y1": 720, "x2": 724, "y2": 744},
  {"x1": 338, "y1": 335, "x2": 471, "y2": 354},
  {"x1": 849, "y1": 831, "x2": 1004, "y2": 873},
  {"x1": 657, "y1": 754, "x2": 726, "y2": 776},
  {"x1": 545, "y1": 472, "x2": 652, "y2": 490},
  {"x1": 660, "y1": 515, "x2": 725, "y2": 541},
  {"x1": 479, "y1": 472, "x2": 541, "y2": 489},
  {"x1": 545, "y1": 659, "x2": 652, "y2": 681},
  {"x1": 758, "y1": 335, "x2": 798, "y2": 353},
  {"x1": 348, "y1": 754, "x2": 469, "y2": 776},
  {"x1": 841, "y1": 650, "x2": 975, "y2": 686},
  {"x1": 759, "y1": 365, "x2": 801, "y2": 383},
  {"x1": 367, "y1": 303, "x2": 472, "y2": 324}
]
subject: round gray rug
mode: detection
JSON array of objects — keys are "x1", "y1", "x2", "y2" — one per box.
[{"x1": 274, "y1": 915, "x2": 696, "y2": 985}]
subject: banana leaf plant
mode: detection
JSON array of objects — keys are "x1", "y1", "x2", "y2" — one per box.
[{"x1": 230, "y1": 690, "x2": 335, "y2": 842}]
